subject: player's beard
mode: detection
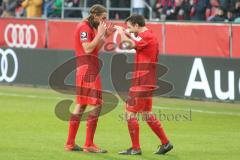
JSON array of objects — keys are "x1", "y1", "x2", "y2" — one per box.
[{"x1": 92, "y1": 21, "x2": 99, "y2": 29}]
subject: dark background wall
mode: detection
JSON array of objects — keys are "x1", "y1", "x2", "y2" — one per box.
[{"x1": 1, "y1": 48, "x2": 239, "y2": 101}]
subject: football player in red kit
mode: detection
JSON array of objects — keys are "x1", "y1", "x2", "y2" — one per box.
[
  {"x1": 115, "y1": 14, "x2": 173, "y2": 155},
  {"x1": 64, "y1": 4, "x2": 114, "y2": 153}
]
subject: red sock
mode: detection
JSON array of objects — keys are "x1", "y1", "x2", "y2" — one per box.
[
  {"x1": 66, "y1": 115, "x2": 81, "y2": 146},
  {"x1": 127, "y1": 117, "x2": 140, "y2": 149},
  {"x1": 84, "y1": 115, "x2": 98, "y2": 147},
  {"x1": 146, "y1": 115, "x2": 169, "y2": 145}
]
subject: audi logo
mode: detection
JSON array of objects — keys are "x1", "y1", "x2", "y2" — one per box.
[
  {"x1": 4, "y1": 24, "x2": 38, "y2": 48},
  {"x1": 0, "y1": 48, "x2": 18, "y2": 83}
]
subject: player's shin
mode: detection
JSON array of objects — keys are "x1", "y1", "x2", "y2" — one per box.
[
  {"x1": 84, "y1": 106, "x2": 101, "y2": 147},
  {"x1": 65, "y1": 105, "x2": 86, "y2": 148},
  {"x1": 146, "y1": 114, "x2": 169, "y2": 145},
  {"x1": 127, "y1": 117, "x2": 140, "y2": 149},
  {"x1": 66, "y1": 114, "x2": 82, "y2": 147},
  {"x1": 84, "y1": 114, "x2": 99, "y2": 147}
]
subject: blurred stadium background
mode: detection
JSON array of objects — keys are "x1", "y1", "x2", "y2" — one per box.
[{"x1": 0, "y1": 0, "x2": 240, "y2": 160}]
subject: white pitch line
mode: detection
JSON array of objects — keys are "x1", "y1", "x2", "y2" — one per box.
[
  {"x1": 0, "y1": 92, "x2": 64, "y2": 100},
  {"x1": 1, "y1": 92, "x2": 240, "y2": 116},
  {"x1": 153, "y1": 106, "x2": 240, "y2": 116}
]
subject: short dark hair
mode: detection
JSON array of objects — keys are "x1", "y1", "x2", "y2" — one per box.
[{"x1": 125, "y1": 14, "x2": 145, "y2": 27}]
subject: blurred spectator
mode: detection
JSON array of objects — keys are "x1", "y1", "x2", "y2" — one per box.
[
  {"x1": 110, "y1": 0, "x2": 130, "y2": 20},
  {"x1": 206, "y1": 0, "x2": 220, "y2": 21},
  {"x1": 226, "y1": 8, "x2": 234, "y2": 21},
  {"x1": 132, "y1": 0, "x2": 145, "y2": 16},
  {"x1": 219, "y1": 0, "x2": 230, "y2": 10},
  {"x1": 1, "y1": 0, "x2": 18, "y2": 17},
  {"x1": 178, "y1": 0, "x2": 191, "y2": 20},
  {"x1": 164, "y1": 0, "x2": 182, "y2": 20},
  {"x1": 21, "y1": 0, "x2": 43, "y2": 18},
  {"x1": 15, "y1": 0, "x2": 25, "y2": 17},
  {"x1": 153, "y1": 0, "x2": 161, "y2": 19},
  {"x1": 64, "y1": 0, "x2": 82, "y2": 18},
  {"x1": 190, "y1": 0, "x2": 208, "y2": 20},
  {"x1": 233, "y1": 0, "x2": 240, "y2": 18},
  {"x1": 166, "y1": 0, "x2": 192, "y2": 20},
  {"x1": 0, "y1": 0, "x2": 239, "y2": 22},
  {"x1": 41, "y1": 0, "x2": 45, "y2": 14},
  {"x1": 0, "y1": 0, "x2": 3, "y2": 15},
  {"x1": 154, "y1": 0, "x2": 175, "y2": 20},
  {"x1": 47, "y1": 0, "x2": 62, "y2": 18},
  {"x1": 43, "y1": 0, "x2": 54, "y2": 17},
  {"x1": 210, "y1": 6, "x2": 226, "y2": 21}
]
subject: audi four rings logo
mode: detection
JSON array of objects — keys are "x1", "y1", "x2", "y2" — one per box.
[
  {"x1": 4, "y1": 24, "x2": 38, "y2": 48},
  {"x1": 0, "y1": 48, "x2": 18, "y2": 83}
]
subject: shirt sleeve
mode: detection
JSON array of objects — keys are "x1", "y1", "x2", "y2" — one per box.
[
  {"x1": 79, "y1": 25, "x2": 93, "y2": 43},
  {"x1": 131, "y1": 34, "x2": 148, "y2": 50}
]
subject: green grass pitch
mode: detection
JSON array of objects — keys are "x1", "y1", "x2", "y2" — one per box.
[{"x1": 0, "y1": 85, "x2": 240, "y2": 160}]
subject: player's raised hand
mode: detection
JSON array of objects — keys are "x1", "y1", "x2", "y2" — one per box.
[
  {"x1": 97, "y1": 21, "x2": 107, "y2": 37},
  {"x1": 114, "y1": 25, "x2": 124, "y2": 34},
  {"x1": 105, "y1": 22, "x2": 116, "y2": 38},
  {"x1": 113, "y1": 25, "x2": 124, "y2": 30}
]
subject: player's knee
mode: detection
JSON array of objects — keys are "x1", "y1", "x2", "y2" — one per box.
[
  {"x1": 73, "y1": 104, "x2": 87, "y2": 115},
  {"x1": 89, "y1": 105, "x2": 102, "y2": 117}
]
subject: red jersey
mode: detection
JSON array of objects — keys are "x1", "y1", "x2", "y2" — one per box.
[
  {"x1": 74, "y1": 20, "x2": 102, "y2": 106},
  {"x1": 132, "y1": 29, "x2": 159, "y2": 87},
  {"x1": 126, "y1": 29, "x2": 159, "y2": 113},
  {"x1": 74, "y1": 20, "x2": 100, "y2": 76}
]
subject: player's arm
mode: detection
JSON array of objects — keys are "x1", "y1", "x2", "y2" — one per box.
[
  {"x1": 97, "y1": 22, "x2": 115, "y2": 50},
  {"x1": 116, "y1": 25, "x2": 149, "y2": 51},
  {"x1": 82, "y1": 21, "x2": 107, "y2": 54},
  {"x1": 97, "y1": 38, "x2": 106, "y2": 50},
  {"x1": 114, "y1": 26, "x2": 136, "y2": 49}
]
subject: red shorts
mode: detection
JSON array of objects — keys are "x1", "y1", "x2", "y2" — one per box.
[
  {"x1": 126, "y1": 85, "x2": 154, "y2": 113},
  {"x1": 76, "y1": 74, "x2": 102, "y2": 106}
]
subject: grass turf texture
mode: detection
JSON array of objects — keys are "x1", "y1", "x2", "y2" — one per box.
[{"x1": 0, "y1": 85, "x2": 240, "y2": 160}]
